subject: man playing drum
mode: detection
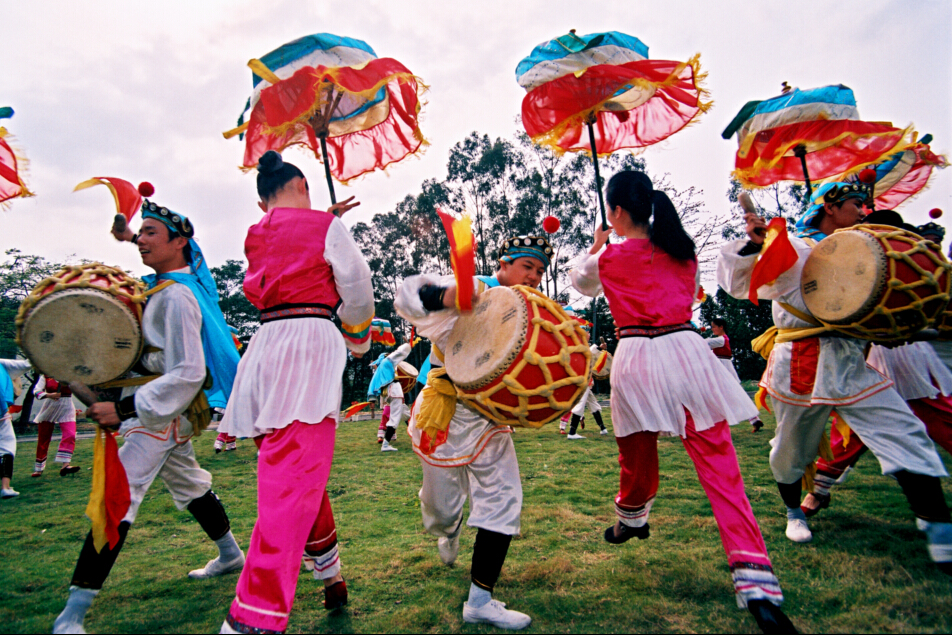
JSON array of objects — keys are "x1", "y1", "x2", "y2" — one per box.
[
  {"x1": 394, "y1": 235, "x2": 556, "y2": 630},
  {"x1": 54, "y1": 193, "x2": 245, "y2": 634},
  {"x1": 717, "y1": 182, "x2": 952, "y2": 574}
]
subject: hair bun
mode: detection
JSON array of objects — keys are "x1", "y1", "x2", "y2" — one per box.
[{"x1": 257, "y1": 150, "x2": 284, "y2": 174}]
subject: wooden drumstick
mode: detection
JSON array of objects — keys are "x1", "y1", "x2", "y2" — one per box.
[
  {"x1": 112, "y1": 214, "x2": 127, "y2": 235},
  {"x1": 738, "y1": 192, "x2": 767, "y2": 237},
  {"x1": 68, "y1": 381, "x2": 99, "y2": 407}
]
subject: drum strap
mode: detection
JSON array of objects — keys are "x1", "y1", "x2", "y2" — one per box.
[
  {"x1": 414, "y1": 367, "x2": 457, "y2": 456},
  {"x1": 95, "y1": 372, "x2": 213, "y2": 436},
  {"x1": 751, "y1": 302, "x2": 840, "y2": 360}
]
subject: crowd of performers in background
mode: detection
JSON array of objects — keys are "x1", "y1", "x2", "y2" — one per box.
[{"x1": 0, "y1": 150, "x2": 950, "y2": 635}]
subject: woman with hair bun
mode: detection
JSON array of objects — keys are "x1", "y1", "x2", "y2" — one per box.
[
  {"x1": 571, "y1": 170, "x2": 795, "y2": 633},
  {"x1": 218, "y1": 150, "x2": 375, "y2": 633}
]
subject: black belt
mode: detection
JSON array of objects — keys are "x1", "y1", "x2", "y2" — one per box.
[
  {"x1": 618, "y1": 322, "x2": 695, "y2": 339},
  {"x1": 715, "y1": 354, "x2": 733, "y2": 360},
  {"x1": 260, "y1": 303, "x2": 335, "y2": 324}
]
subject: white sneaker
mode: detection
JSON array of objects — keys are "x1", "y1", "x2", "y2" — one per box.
[
  {"x1": 188, "y1": 552, "x2": 245, "y2": 579},
  {"x1": 599, "y1": 429, "x2": 609, "y2": 436},
  {"x1": 381, "y1": 442, "x2": 398, "y2": 452},
  {"x1": 463, "y1": 599, "x2": 532, "y2": 630},
  {"x1": 785, "y1": 518, "x2": 813, "y2": 543},
  {"x1": 52, "y1": 616, "x2": 86, "y2": 634},
  {"x1": 1, "y1": 488, "x2": 19, "y2": 499},
  {"x1": 917, "y1": 518, "x2": 931, "y2": 532},
  {"x1": 438, "y1": 535, "x2": 460, "y2": 565},
  {"x1": 566, "y1": 434, "x2": 585, "y2": 440}
]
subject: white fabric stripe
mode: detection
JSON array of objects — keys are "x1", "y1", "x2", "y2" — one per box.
[
  {"x1": 305, "y1": 528, "x2": 337, "y2": 546},
  {"x1": 233, "y1": 596, "x2": 290, "y2": 619},
  {"x1": 250, "y1": 46, "x2": 376, "y2": 107},
  {"x1": 737, "y1": 103, "x2": 858, "y2": 145},
  {"x1": 729, "y1": 550, "x2": 771, "y2": 561},
  {"x1": 518, "y1": 45, "x2": 647, "y2": 91}
]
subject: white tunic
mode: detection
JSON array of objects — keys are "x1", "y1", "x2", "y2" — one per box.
[
  {"x1": 1, "y1": 359, "x2": 31, "y2": 456},
  {"x1": 384, "y1": 343, "x2": 411, "y2": 428},
  {"x1": 33, "y1": 375, "x2": 78, "y2": 423},
  {"x1": 717, "y1": 237, "x2": 893, "y2": 407},
  {"x1": 395, "y1": 274, "x2": 514, "y2": 466},
  {"x1": 572, "y1": 254, "x2": 758, "y2": 437},
  {"x1": 220, "y1": 221, "x2": 375, "y2": 437},
  {"x1": 866, "y1": 342, "x2": 952, "y2": 402}
]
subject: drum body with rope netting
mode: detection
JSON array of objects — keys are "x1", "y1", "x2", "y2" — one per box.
[
  {"x1": 16, "y1": 263, "x2": 146, "y2": 385},
  {"x1": 394, "y1": 361, "x2": 418, "y2": 394},
  {"x1": 444, "y1": 285, "x2": 591, "y2": 427},
  {"x1": 801, "y1": 225, "x2": 952, "y2": 341}
]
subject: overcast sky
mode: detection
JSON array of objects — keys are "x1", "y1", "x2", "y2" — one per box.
[{"x1": 3, "y1": 0, "x2": 950, "y2": 290}]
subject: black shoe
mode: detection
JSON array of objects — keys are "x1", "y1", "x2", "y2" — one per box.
[
  {"x1": 938, "y1": 561, "x2": 952, "y2": 576},
  {"x1": 59, "y1": 465, "x2": 80, "y2": 476},
  {"x1": 747, "y1": 600, "x2": 798, "y2": 634},
  {"x1": 603, "y1": 523, "x2": 650, "y2": 544},
  {"x1": 751, "y1": 420, "x2": 765, "y2": 433}
]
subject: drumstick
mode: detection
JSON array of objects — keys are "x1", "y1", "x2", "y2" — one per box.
[
  {"x1": 738, "y1": 192, "x2": 767, "y2": 237},
  {"x1": 68, "y1": 381, "x2": 99, "y2": 407},
  {"x1": 112, "y1": 214, "x2": 127, "y2": 235}
]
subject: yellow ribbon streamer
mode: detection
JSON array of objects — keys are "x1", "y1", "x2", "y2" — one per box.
[{"x1": 414, "y1": 368, "x2": 458, "y2": 453}]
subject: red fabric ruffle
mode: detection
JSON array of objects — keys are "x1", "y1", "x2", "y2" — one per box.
[
  {"x1": 521, "y1": 58, "x2": 705, "y2": 154},
  {"x1": 0, "y1": 136, "x2": 24, "y2": 203}
]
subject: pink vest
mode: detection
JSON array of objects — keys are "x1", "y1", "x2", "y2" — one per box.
[
  {"x1": 598, "y1": 239, "x2": 697, "y2": 326},
  {"x1": 243, "y1": 207, "x2": 341, "y2": 310}
]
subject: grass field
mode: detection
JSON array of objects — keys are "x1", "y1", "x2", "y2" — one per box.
[{"x1": 1, "y1": 409, "x2": 951, "y2": 634}]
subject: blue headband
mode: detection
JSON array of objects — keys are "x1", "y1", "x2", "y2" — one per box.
[{"x1": 499, "y1": 235, "x2": 553, "y2": 268}]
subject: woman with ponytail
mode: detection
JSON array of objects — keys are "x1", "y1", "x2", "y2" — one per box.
[
  {"x1": 218, "y1": 151, "x2": 375, "y2": 633},
  {"x1": 571, "y1": 171, "x2": 795, "y2": 633}
]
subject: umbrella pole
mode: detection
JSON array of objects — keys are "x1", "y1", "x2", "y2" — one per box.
[
  {"x1": 586, "y1": 119, "x2": 609, "y2": 230},
  {"x1": 318, "y1": 135, "x2": 337, "y2": 206},
  {"x1": 793, "y1": 144, "x2": 813, "y2": 200}
]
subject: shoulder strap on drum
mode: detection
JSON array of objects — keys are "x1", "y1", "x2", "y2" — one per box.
[{"x1": 141, "y1": 279, "x2": 177, "y2": 298}]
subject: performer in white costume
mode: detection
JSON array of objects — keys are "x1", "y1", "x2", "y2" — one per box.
[
  {"x1": 368, "y1": 342, "x2": 412, "y2": 452},
  {"x1": 0, "y1": 358, "x2": 31, "y2": 499},
  {"x1": 705, "y1": 318, "x2": 764, "y2": 432},
  {"x1": 394, "y1": 235, "x2": 557, "y2": 630},
  {"x1": 55, "y1": 191, "x2": 244, "y2": 634},
  {"x1": 565, "y1": 345, "x2": 608, "y2": 439},
  {"x1": 717, "y1": 182, "x2": 951, "y2": 575}
]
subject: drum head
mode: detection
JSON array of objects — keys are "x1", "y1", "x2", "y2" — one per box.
[
  {"x1": 802, "y1": 230, "x2": 888, "y2": 325},
  {"x1": 445, "y1": 286, "x2": 528, "y2": 390},
  {"x1": 20, "y1": 288, "x2": 142, "y2": 385},
  {"x1": 396, "y1": 361, "x2": 418, "y2": 379}
]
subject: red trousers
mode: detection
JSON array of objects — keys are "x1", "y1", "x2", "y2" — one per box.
[
  {"x1": 35, "y1": 420, "x2": 76, "y2": 470},
  {"x1": 817, "y1": 396, "x2": 952, "y2": 479}
]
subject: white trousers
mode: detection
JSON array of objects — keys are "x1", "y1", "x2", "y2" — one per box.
[
  {"x1": 768, "y1": 387, "x2": 948, "y2": 484},
  {"x1": 0, "y1": 416, "x2": 16, "y2": 456},
  {"x1": 418, "y1": 432, "x2": 523, "y2": 537},
  {"x1": 571, "y1": 387, "x2": 601, "y2": 416},
  {"x1": 119, "y1": 424, "x2": 212, "y2": 523}
]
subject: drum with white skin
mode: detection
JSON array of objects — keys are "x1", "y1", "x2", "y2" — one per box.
[{"x1": 16, "y1": 263, "x2": 146, "y2": 385}]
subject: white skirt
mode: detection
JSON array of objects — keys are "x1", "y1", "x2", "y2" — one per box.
[
  {"x1": 0, "y1": 415, "x2": 16, "y2": 456},
  {"x1": 610, "y1": 330, "x2": 758, "y2": 438},
  {"x1": 220, "y1": 318, "x2": 346, "y2": 438},
  {"x1": 867, "y1": 342, "x2": 952, "y2": 402}
]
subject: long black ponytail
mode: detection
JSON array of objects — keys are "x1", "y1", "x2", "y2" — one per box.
[{"x1": 605, "y1": 170, "x2": 696, "y2": 261}]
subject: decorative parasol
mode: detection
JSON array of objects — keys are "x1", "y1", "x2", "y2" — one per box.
[
  {"x1": 0, "y1": 108, "x2": 35, "y2": 208},
  {"x1": 849, "y1": 134, "x2": 947, "y2": 211},
  {"x1": 224, "y1": 33, "x2": 426, "y2": 204},
  {"x1": 722, "y1": 83, "x2": 915, "y2": 197},
  {"x1": 517, "y1": 30, "x2": 711, "y2": 227},
  {"x1": 371, "y1": 318, "x2": 397, "y2": 346}
]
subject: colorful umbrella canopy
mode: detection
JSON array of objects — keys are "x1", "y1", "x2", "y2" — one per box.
[
  {"x1": 224, "y1": 34, "x2": 426, "y2": 201},
  {"x1": 722, "y1": 84, "x2": 914, "y2": 191},
  {"x1": 0, "y1": 108, "x2": 34, "y2": 208},
  {"x1": 518, "y1": 31, "x2": 710, "y2": 156},
  {"x1": 860, "y1": 135, "x2": 947, "y2": 210}
]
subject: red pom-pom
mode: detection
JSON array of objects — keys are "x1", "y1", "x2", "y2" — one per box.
[
  {"x1": 859, "y1": 168, "x2": 877, "y2": 184},
  {"x1": 542, "y1": 215, "x2": 561, "y2": 233},
  {"x1": 138, "y1": 182, "x2": 155, "y2": 197},
  {"x1": 930, "y1": 208, "x2": 943, "y2": 219}
]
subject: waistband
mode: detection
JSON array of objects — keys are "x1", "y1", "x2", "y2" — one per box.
[
  {"x1": 715, "y1": 354, "x2": 733, "y2": 359},
  {"x1": 618, "y1": 322, "x2": 695, "y2": 339},
  {"x1": 260, "y1": 303, "x2": 335, "y2": 324}
]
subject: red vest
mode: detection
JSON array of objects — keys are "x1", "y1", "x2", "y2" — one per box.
[{"x1": 712, "y1": 335, "x2": 732, "y2": 359}]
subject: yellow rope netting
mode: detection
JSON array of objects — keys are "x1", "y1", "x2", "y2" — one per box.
[
  {"x1": 796, "y1": 226, "x2": 951, "y2": 342},
  {"x1": 456, "y1": 286, "x2": 591, "y2": 428}
]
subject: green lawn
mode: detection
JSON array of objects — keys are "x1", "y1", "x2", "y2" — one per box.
[{"x1": 1, "y1": 410, "x2": 950, "y2": 633}]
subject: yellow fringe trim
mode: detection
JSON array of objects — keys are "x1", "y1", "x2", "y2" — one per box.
[{"x1": 528, "y1": 53, "x2": 713, "y2": 157}]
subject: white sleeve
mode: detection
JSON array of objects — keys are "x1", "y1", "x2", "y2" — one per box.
[
  {"x1": 706, "y1": 336, "x2": 726, "y2": 350},
  {"x1": 324, "y1": 217, "x2": 376, "y2": 354},
  {"x1": 34, "y1": 375, "x2": 47, "y2": 399},
  {"x1": 134, "y1": 286, "x2": 207, "y2": 430},
  {"x1": 387, "y1": 343, "x2": 412, "y2": 366},
  {"x1": 394, "y1": 273, "x2": 461, "y2": 364},
  {"x1": 716, "y1": 237, "x2": 809, "y2": 302},
  {"x1": 570, "y1": 248, "x2": 605, "y2": 298},
  {"x1": 0, "y1": 359, "x2": 31, "y2": 381}
]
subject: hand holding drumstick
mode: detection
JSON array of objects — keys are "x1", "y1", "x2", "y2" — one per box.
[{"x1": 739, "y1": 192, "x2": 767, "y2": 245}]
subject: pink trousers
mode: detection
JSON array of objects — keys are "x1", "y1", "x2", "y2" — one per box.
[
  {"x1": 35, "y1": 420, "x2": 76, "y2": 470},
  {"x1": 228, "y1": 419, "x2": 336, "y2": 632},
  {"x1": 615, "y1": 414, "x2": 783, "y2": 606}
]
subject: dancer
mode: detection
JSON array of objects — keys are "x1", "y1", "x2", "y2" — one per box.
[
  {"x1": 395, "y1": 233, "x2": 556, "y2": 630},
  {"x1": 572, "y1": 170, "x2": 793, "y2": 633},
  {"x1": 31, "y1": 376, "x2": 80, "y2": 477},
  {"x1": 1, "y1": 358, "x2": 31, "y2": 499},
  {"x1": 706, "y1": 318, "x2": 764, "y2": 432},
  {"x1": 218, "y1": 150, "x2": 373, "y2": 634},
  {"x1": 368, "y1": 342, "x2": 412, "y2": 452},
  {"x1": 376, "y1": 403, "x2": 390, "y2": 443},
  {"x1": 565, "y1": 349, "x2": 608, "y2": 439},
  {"x1": 214, "y1": 431, "x2": 237, "y2": 453},
  {"x1": 54, "y1": 187, "x2": 245, "y2": 634},
  {"x1": 717, "y1": 181, "x2": 951, "y2": 574}
]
